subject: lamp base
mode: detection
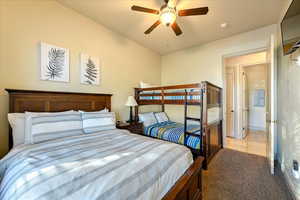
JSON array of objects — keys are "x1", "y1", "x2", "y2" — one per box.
[{"x1": 127, "y1": 106, "x2": 134, "y2": 124}]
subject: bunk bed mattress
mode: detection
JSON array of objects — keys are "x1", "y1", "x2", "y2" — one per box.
[
  {"x1": 144, "y1": 122, "x2": 202, "y2": 150},
  {"x1": 0, "y1": 129, "x2": 193, "y2": 200}
]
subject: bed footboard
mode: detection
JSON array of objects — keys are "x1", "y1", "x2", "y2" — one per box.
[{"x1": 162, "y1": 157, "x2": 204, "y2": 200}]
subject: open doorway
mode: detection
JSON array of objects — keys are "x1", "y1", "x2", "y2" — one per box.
[{"x1": 224, "y1": 51, "x2": 268, "y2": 157}]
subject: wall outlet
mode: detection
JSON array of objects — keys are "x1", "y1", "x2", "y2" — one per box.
[{"x1": 292, "y1": 160, "x2": 299, "y2": 179}]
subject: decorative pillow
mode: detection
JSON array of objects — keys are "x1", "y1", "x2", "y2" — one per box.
[
  {"x1": 8, "y1": 111, "x2": 74, "y2": 147},
  {"x1": 154, "y1": 112, "x2": 169, "y2": 123},
  {"x1": 24, "y1": 112, "x2": 83, "y2": 144},
  {"x1": 138, "y1": 112, "x2": 158, "y2": 127},
  {"x1": 81, "y1": 112, "x2": 116, "y2": 134}
]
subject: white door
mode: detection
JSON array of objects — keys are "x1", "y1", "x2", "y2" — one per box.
[
  {"x1": 266, "y1": 35, "x2": 276, "y2": 174},
  {"x1": 226, "y1": 67, "x2": 235, "y2": 137},
  {"x1": 241, "y1": 69, "x2": 249, "y2": 138}
]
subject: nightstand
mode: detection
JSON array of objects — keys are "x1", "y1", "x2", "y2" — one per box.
[{"x1": 116, "y1": 122, "x2": 144, "y2": 135}]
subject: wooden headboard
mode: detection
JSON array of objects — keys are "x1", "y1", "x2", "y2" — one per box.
[{"x1": 5, "y1": 89, "x2": 112, "y2": 149}]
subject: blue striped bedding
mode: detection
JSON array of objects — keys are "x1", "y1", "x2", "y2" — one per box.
[{"x1": 144, "y1": 121, "x2": 202, "y2": 150}]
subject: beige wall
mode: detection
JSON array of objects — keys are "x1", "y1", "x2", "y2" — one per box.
[
  {"x1": 161, "y1": 25, "x2": 277, "y2": 123},
  {"x1": 277, "y1": 44, "x2": 300, "y2": 200},
  {"x1": 277, "y1": 0, "x2": 300, "y2": 199},
  {"x1": 225, "y1": 51, "x2": 267, "y2": 67},
  {"x1": 0, "y1": 0, "x2": 161, "y2": 157},
  {"x1": 245, "y1": 64, "x2": 267, "y2": 131}
]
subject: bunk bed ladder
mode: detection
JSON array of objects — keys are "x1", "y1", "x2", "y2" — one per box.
[{"x1": 183, "y1": 89, "x2": 203, "y2": 155}]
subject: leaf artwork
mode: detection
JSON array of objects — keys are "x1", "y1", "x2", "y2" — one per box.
[
  {"x1": 84, "y1": 58, "x2": 98, "y2": 84},
  {"x1": 46, "y1": 48, "x2": 65, "y2": 80}
]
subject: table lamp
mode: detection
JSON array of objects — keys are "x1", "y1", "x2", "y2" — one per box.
[{"x1": 125, "y1": 96, "x2": 138, "y2": 123}]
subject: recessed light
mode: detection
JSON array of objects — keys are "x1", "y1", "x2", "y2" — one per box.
[{"x1": 220, "y1": 23, "x2": 228, "y2": 28}]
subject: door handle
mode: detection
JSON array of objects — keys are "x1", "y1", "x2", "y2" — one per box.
[{"x1": 231, "y1": 110, "x2": 234, "y2": 112}]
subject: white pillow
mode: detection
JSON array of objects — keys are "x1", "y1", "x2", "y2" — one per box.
[
  {"x1": 81, "y1": 112, "x2": 116, "y2": 134},
  {"x1": 154, "y1": 112, "x2": 169, "y2": 123},
  {"x1": 138, "y1": 112, "x2": 158, "y2": 127},
  {"x1": 8, "y1": 110, "x2": 74, "y2": 147},
  {"x1": 7, "y1": 113, "x2": 25, "y2": 147},
  {"x1": 25, "y1": 112, "x2": 82, "y2": 144}
]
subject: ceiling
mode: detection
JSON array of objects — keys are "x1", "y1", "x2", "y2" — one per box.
[{"x1": 57, "y1": 0, "x2": 285, "y2": 55}]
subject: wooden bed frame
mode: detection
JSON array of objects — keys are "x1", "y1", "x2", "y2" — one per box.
[
  {"x1": 134, "y1": 81, "x2": 223, "y2": 169},
  {"x1": 5, "y1": 88, "x2": 204, "y2": 200}
]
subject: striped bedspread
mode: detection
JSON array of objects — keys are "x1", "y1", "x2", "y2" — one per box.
[
  {"x1": 144, "y1": 121, "x2": 202, "y2": 150},
  {"x1": 0, "y1": 129, "x2": 193, "y2": 200}
]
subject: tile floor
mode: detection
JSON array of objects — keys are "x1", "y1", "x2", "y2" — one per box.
[{"x1": 225, "y1": 130, "x2": 267, "y2": 156}]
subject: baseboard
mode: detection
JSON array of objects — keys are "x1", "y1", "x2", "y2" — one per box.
[{"x1": 276, "y1": 160, "x2": 299, "y2": 200}]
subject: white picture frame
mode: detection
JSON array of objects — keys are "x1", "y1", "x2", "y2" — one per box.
[
  {"x1": 80, "y1": 53, "x2": 100, "y2": 85},
  {"x1": 40, "y1": 42, "x2": 69, "y2": 82}
]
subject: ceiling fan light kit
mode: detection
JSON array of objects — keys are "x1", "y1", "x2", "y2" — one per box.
[
  {"x1": 160, "y1": 6, "x2": 176, "y2": 26},
  {"x1": 131, "y1": 0, "x2": 209, "y2": 36}
]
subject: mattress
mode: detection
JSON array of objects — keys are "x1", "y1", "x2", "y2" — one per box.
[
  {"x1": 0, "y1": 129, "x2": 193, "y2": 200},
  {"x1": 144, "y1": 121, "x2": 202, "y2": 150}
]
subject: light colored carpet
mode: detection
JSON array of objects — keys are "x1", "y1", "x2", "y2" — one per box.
[{"x1": 203, "y1": 149, "x2": 293, "y2": 200}]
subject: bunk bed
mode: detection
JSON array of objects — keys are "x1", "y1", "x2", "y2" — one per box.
[{"x1": 134, "y1": 81, "x2": 223, "y2": 169}]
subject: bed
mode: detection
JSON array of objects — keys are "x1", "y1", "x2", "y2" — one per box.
[
  {"x1": 135, "y1": 81, "x2": 223, "y2": 169},
  {"x1": 1, "y1": 89, "x2": 204, "y2": 200}
]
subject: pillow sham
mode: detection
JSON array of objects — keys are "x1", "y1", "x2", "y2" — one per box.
[
  {"x1": 81, "y1": 112, "x2": 116, "y2": 134},
  {"x1": 154, "y1": 112, "x2": 169, "y2": 123},
  {"x1": 8, "y1": 110, "x2": 74, "y2": 147},
  {"x1": 138, "y1": 112, "x2": 157, "y2": 127},
  {"x1": 24, "y1": 112, "x2": 83, "y2": 144}
]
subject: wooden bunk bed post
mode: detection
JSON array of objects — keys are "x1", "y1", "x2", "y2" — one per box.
[
  {"x1": 183, "y1": 89, "x2": 188, "y2": 146},
  {"x1": 201, "y1": 81, "x2": 209, "y2": 169},
  {"x1": 134, "y1": 88, "x2": 140, "y2": 121},
  {"x1": 161, "y1": 89, "x2": 165, "y2": 112}
]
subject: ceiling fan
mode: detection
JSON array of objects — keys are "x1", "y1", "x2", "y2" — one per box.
[{"x1": 131, "y1": 0, "x2": 209, "y2": 36}]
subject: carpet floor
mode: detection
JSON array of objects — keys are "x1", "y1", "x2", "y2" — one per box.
[{"x1": 203, "y1": 149, "x2": 293, "y2": 200}]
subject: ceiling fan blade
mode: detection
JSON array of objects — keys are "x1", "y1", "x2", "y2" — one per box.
[
  {"x1": 178, "y1": 7, "x2": 209, "y2": 16},
  {"x1": 144, "y1": 20, "x2": 161, "y2": 34},
  {"x1": 171, "y1": 22, "x2": 183, "y2": 36},
  {"x1": 131, "y1": 6, "x2": 159, "y2": 15}
]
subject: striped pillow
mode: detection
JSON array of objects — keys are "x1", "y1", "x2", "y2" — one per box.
[
  {"x1": 154, "y1": 112, "x2": 169, "y2": 123},
  {"x1": 25, "y1": 112, "x2": 83, "y2": 144},
  {"x1": 81, "y1": 112, "x2": 116, "y2": 134}
]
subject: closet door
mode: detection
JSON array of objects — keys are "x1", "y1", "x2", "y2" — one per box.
[{"x1": 226, "y1": 67, "x2": 235, "y2": 137}]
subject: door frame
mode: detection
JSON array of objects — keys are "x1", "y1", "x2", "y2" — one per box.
[{"x1": 222, "y1": 47, "x2": 268, "y2": 147}]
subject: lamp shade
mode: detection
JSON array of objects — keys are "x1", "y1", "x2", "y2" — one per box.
[{"x1": 125, "y1": 96, "x2": 138, "y2": 107}]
